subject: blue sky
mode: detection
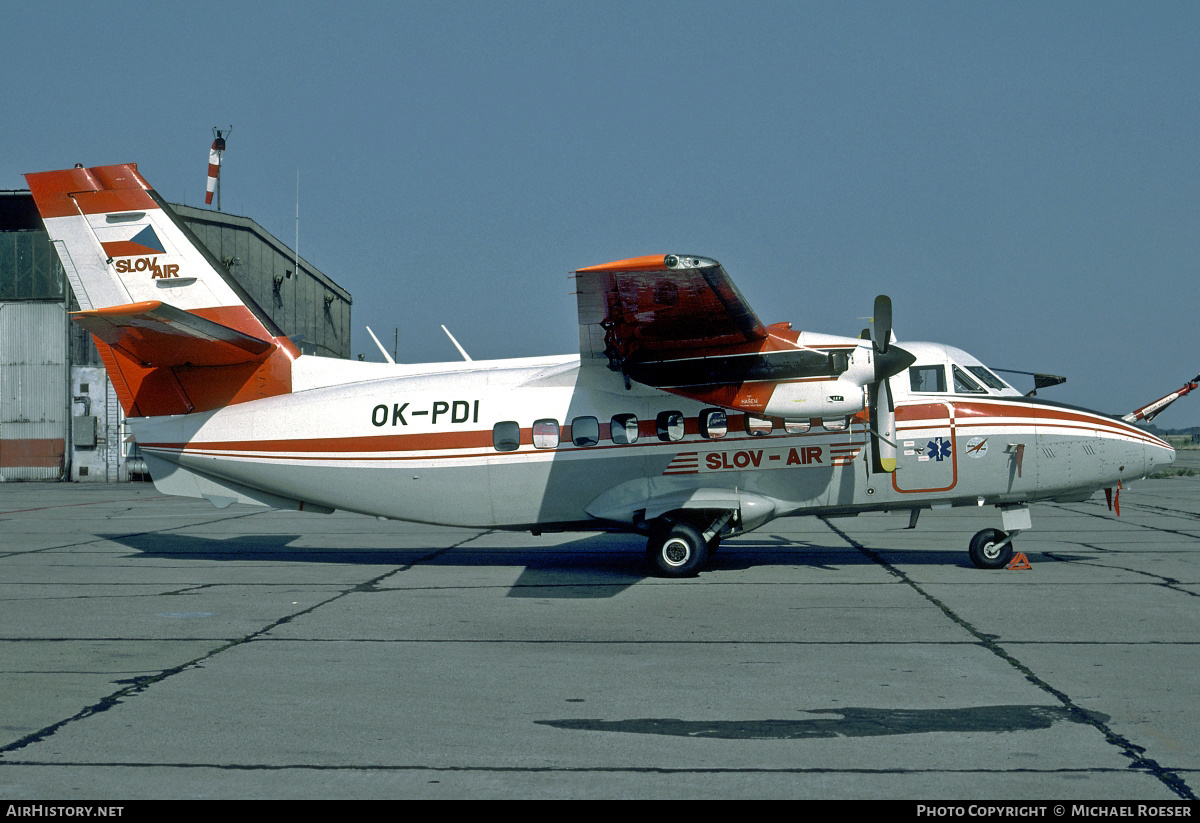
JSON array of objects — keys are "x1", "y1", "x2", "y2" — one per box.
[{"x1": 4, "y1": 1, "x2": 1198, "y2": 427}]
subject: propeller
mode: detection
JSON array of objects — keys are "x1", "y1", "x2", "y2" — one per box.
[{"x1": 865, "y1": 295, "x2": 915, "y2": 474}]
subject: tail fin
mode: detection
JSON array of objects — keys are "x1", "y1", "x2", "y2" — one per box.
[{"x1": 25, "y1": 163, "x2": 298, "y2": 418}]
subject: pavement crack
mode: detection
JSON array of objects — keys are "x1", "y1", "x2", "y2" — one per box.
[
  {"x1": 351, "y1": 530, "x2": 494, "y2": 592},
  {"x1": 1048, "y1": 502, "x2": 1200, "y2": 538},
  {"x1": 1042, "y1": 547, "x2": 1197, "y2": 597},
  {"x1": 0, "y1": 760, "x2": 1175, "y2": 777},
  {"x1": 819, "y1": 516, "x2": 1196, "y2": 801},
  {"x1": 0, "y1": 529, "x2": 491, "y2": 758}
]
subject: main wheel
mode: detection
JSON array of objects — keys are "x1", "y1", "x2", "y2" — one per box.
[
  {"x1": 969, "y1": 528, "x2": 1013, "y2": 570},
  {"x1": 646, "y1": 521, "x2": 709, "y2": 578}
]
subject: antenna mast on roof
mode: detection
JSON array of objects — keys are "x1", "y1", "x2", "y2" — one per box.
[{"x1": 295, "y1": 169, "x2": 300, "y2": 285}]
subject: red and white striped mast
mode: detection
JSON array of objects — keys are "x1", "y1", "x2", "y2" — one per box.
[{"x1": 205, "y1": 126, "x2": 230, "y2": 210}]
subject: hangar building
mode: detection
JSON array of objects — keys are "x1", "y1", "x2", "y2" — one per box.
[{"x1": 0, "y1": 191, "x2": 352, "y2": 482}]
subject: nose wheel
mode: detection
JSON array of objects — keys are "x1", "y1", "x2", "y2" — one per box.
[{"x1": 969, "y1": 528, "x2": 1014, "y2": 569}]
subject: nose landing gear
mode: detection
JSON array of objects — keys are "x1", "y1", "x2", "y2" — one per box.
[{"x1": 969, "y1": 528, "x2": 1015, "y2": 569}]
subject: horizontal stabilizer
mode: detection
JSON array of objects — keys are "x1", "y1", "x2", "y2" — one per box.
[{"x1": 73, "y1": 301, "x2": 275, "y2": 368}]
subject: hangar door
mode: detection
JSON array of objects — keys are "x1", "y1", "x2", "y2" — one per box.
[{"x1": 0, "y1": 302, "x2": 67, "y2": 480}]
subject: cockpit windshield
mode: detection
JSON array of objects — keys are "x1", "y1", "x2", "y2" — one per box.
[
  {"x1": 898, "y1": 343, "x2": 1020, "y2": 398},
  {"x1": 952, "y1": 365, "x2": 986, "y2": 394},
  {"x1": 907, "y1": 361, "x2": 1016, "y2": 396},
  {"x1": 966, "y1": 365, "x2": 1010, "y2": 391}
]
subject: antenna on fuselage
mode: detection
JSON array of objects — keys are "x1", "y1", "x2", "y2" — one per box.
[
  {"x1": 365, "y1": 326, "x2": 396, "y2": 364},
  {"x1": 441, "y1": 325, "x2": 472, "y2": 361}
]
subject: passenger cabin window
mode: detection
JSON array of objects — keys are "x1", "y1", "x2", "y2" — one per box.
[
  {"x1": 611, "y1": 414, "x2": 639, "y2": 444},
  {"x1": 909, "y1": 365, "x2": 946, "y2": 393},
  {"x1": 493, "y1": 421, "x2": 520, "y2": 452},
  {"x1": 657, "y1": 411, "x2": 685, "y2": 441},
  {"x1": 746, "y1": 414, "x2": 773, "y2": 436},
  {"x1": 822, "y1": 417, "x2": 849, "y2": 432},
  {"x1": 784, "y1": 419, "x2": 811, "y2": 434},
  {"x1": 700, "y1": 408, "x2": 727, "y2": 439},
  {"x1": 533, "y1": 419, "x2": 560, "y2": 449},
  {"x1": 952, "y1": 365, "x2": 986, "y2": 394},
  {"x1": 571, "y1": 416, "x2": 599, "y2": 447}
]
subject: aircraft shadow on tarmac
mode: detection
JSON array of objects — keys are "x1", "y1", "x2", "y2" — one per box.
[
  {"x1": 536, "y1": 704, "x2": 1109, "y2": 740},
  {"x1": 104, "y1": 531, "x2": 988, "y2": 600}
]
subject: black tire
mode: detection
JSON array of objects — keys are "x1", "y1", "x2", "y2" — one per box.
[
  {"x1": 646, "y1": 521, "x2": 709, "y2": 577},
  {"x1": 969, "y1": 528, "x2": 1013, "y2": 570}
]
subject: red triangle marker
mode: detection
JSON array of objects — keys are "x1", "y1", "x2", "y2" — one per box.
[{"x1": 1006, "y1": 552, "x2": 1032, "y2": 570}]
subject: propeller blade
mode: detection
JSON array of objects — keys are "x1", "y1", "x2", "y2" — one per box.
[
  {"x1": 867, "y1": 378, "x2": 899, "y2": 473},
  {"x1": 865, "y1": 295, "x2": 908, "y2": 474},
  {"x1": 872, "y1": 295, "x2": 892, "y2": 355},
  {"x1": 867, "y1": 296, "x2": 914, "y2": 382},
  {"x1": 877, "y1": 378, "x2": 897, "y2": 472}
]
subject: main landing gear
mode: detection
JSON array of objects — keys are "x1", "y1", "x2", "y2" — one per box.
[
  {"x1": 646, "y1": 521, "x2": 709, "y2": 577},
  {"x1": 644, "y1": 511, "x2": 733, "y2": 577}
]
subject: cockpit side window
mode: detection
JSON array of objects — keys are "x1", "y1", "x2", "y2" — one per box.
[
  {"x1": 952, "y1": 365, "x2": 986, "y2": 394},
  {"x1": 909, "y1": 365, "x2": 946, "y2": 393}
]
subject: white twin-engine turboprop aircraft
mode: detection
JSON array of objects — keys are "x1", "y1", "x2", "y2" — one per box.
[{"x1": 26, "y1": 163, "x2": 1184, "y2": 576}]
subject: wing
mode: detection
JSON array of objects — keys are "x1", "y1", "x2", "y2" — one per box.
[
  {"x1": 574, "y1": 254, "x2": 768, "y2": 375},
  {"x1": 573, "y1": 254, "x2": 880, "y2": 417}
]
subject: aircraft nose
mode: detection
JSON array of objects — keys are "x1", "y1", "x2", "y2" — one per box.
[{"x1": 1145, "y1": 437, "x2": 1175, "y2": 475}]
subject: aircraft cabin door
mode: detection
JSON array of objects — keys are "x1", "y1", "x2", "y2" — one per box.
[{"x1": 892, "y1": 401, "x2": 958, "y2": 494}]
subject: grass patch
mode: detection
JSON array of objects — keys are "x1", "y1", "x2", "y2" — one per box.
[{"x1": 1147, "y1": 466, "x2": 1200, "y2": 479}]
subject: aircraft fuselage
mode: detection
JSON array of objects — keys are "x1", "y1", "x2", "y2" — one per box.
[{"x1": 131, "y1": 349, "x2": 1173, "y2": 534}]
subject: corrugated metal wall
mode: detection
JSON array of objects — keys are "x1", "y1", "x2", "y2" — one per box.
[
  {"x1": 172, "y1": 204, "x2": 352, "y2": 358},
  {"x1": 0, "y1": 302, "x2": 67, "y2": 480}
]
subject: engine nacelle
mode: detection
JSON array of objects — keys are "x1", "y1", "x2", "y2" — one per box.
[{"x1": 763, "y1": 377, "x2": 868, "y2": 420}]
